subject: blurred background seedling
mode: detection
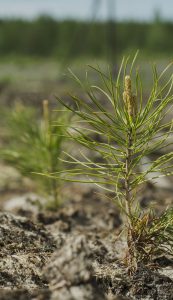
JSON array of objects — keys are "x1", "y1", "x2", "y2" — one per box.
[{"x1": 1, "y1": 100, "x2": 70, "y2": 209}]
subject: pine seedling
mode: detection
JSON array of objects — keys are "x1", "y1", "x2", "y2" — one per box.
[
  {"x1": 52, "y1": 55, "x2": 173, "y2": 272},
  {"x1": 1, "y1": 101, "x2": 70, "y2": 208}
]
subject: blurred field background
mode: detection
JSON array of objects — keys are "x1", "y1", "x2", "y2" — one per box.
[
  {"x1": 0, "y1": 1, "x2": 172, "y2": 108},
  {"x1": 1, "y1": 0, "x2": 173, "y2": 203}
]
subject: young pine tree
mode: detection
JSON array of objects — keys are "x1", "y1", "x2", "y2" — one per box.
[{"x1": 52, "y1": 55, "x2": 173, "y2": 272}]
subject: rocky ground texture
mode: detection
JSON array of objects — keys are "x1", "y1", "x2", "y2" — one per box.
[{"x1": 1, "y1": 183, "x2": 173, "y2": 300}]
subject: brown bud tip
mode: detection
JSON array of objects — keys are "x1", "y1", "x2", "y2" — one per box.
[
  {"x1": 43, "y1": 99, "x2": 49, "y2": 122},
  {"x1": 124, "y1": 75, "x2": 131, "y2": 93},
  {"x1": 43, "y1": 99, "x2": 49, "y2": 108},
  {"x1": 123, "y1": 75, "x2": 137, "y2": 118}
]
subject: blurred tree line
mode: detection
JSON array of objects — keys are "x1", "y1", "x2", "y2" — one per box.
[{"x1": 0, "y1": 16, "x2": 172, "y2": 59}]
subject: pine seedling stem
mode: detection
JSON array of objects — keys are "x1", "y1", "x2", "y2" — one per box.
[
  {"x1": 123, "y1": 75, "x2": 135, "y2": 223},
  {"x1": 43, "y1": 99, "x2": 60, "y2": 207},
  {"x1": 125, "y1": 128, "x2": 133, "y2": 223},
  {"x1": 123, "y1": 75, "x2": 138, "y2": 270}
]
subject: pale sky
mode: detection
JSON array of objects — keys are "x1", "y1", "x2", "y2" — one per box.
[{"x1": 0, "y1": 0, "x2": 172, "y2": 21}]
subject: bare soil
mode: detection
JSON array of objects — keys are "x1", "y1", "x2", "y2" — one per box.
[{"x1": 1, "y1": 186, "x2": 173, "y2": 300}]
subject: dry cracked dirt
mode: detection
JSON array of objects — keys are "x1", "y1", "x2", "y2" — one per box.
[{"x1": 1, "y1": 184, "x2": 173, "y2": 300}]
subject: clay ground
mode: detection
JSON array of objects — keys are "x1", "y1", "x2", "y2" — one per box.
[{"x1": 1, "y1": 176, "x2": 173, "y2": 300}]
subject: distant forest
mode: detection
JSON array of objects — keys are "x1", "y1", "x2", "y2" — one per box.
[{"x1": 0, "y1": 16, "x2": 172, "y2": 59}]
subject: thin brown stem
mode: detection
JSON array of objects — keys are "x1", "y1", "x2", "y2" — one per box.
[
  {"x1": 125, "y1": 128, "x2": 133, "y2": 225},
  {"x1": 125, "y1": 127, "x2": 138, "y2": 272}
]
